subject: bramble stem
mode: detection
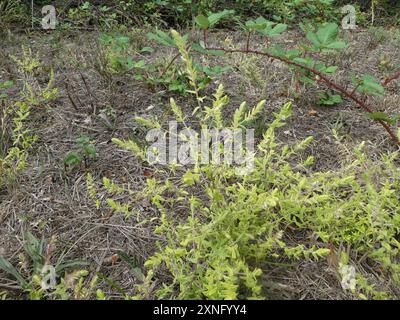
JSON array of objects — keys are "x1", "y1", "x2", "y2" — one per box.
[
  {"x1": 383, "y1": 69, "x2": 400, "y2": 87},
  {"x1": 204, "y1": 45, "x2": 400, "y2": 146}
]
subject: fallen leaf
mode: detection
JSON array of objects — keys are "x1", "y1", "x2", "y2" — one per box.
[
  {"x1": 143, "y1": 169, "x2": 154, "y2": 178},
  {"x1": 104, "y1": 254, "x2": 120, "y2": 265}
]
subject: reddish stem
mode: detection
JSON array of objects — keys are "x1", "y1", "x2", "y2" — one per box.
[{"x1": 383, "y1": 69, "x2": 400, "y2": 87}]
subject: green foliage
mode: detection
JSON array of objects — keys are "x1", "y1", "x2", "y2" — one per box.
[
  {"x1": 0, "y1": 68, "x2": 38, "y2": 189},
  {"x1": 0, "y1": 232, "x2": 90, "y2": 299},
  {"x1": 10, "y1": 46, "x2": 59, "y2": 106},
  {"x1": 365, "y1": 112, "x2": 400, "y2": 125},
  {"x1": 108, "y1": 89, "x2": 400, "y2": 299},
  {"x1": 67, "y1": 0, "x2": 338, "y2": 27},
  {"x1": 2, "y1": 0, "x2": 398, "y2": 31},
  {"x1": 77, "y1": 19, "x2": 400, "y2": 299},
  {"x1": 99, "y1": 33, "x2": 145, "y2": 74},
  {"x1": 355, "y1": 74, "x2": 385, "y2": 96},
  {"x1": 65, "y1": 136, "x2": 97, "y2": 167},
  {"x1": 66, "y1": 2, "x2": 119, "y2": 28},
  {"x1": 318, "y1": 91, "x2": 343, "y2": 105},
  {"x1": 243, "y1": 17, "x2": 287, "y2": 37},
  {"x1": 187, "y1": 12, "x2": 400, "y2": 131},
  {"x1": 306, "y1": 22, "x2": 347, "y2": 52},
  {"x1": 0, "y1": 0, "x2": 29, "y2": 27},
  {"x1": 143, "y1": 30, "x2": 230, "y2": 95}
]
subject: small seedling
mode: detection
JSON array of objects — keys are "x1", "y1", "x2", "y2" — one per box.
[{"x1": 64, "y1": 135, "x2": 97, "y2": 168}]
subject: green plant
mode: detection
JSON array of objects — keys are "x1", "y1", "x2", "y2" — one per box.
[
  {"x1": 0, "y1": 97, "x2": 37, "y2": 189},
  {"x1": 66, "y1": 1, "x2": 119, "y2": 29},
  {"x1": 1, "y1": 47, "x2": 58, "y2": 190},
  {"x1": 0, "y1": 80, "x2": 14, "y2": 157},
  {"x1": 65, "y1": 136, "x2": 97, "y2": 168},
  {"x1": 138, "y1": 29, "x2": 230, "y2": 95},
  {"x1": 10, "y1": 46, "x2": 59, "y2": 106},
  {"x1": 0, "y1": 0, "x2": 29, "y2": 27},
  {"x1": 98, "y1": 33, "x2": 145, "y2": 74},
  {"x1": 106, "y1": 87, "x2": 400, "y2": 299},
  {"x1": 0, "y1": 232, "x2": 90, "y2": 299},
  {"x1": 318, "y1": 91, "x2": 343, "y2": 105},
  {"x1": 182, "y1": 14, "x2": 400, "y2": 145},
  {"x1": 99, "y1": 30, "x2": 400, "y2": 299}
]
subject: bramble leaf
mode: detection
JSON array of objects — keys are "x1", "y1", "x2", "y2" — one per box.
[{"x1": 195, "y1": 15, "x2": 210, "y2": 29}]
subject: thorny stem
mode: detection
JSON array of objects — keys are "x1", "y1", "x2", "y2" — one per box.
[
  {"x1": 383, "y1": 69, "x2": 400, "y2": 87},
  {"x1": 350, "y1": 83, "x2": 361, "y2": 97},
  {"x1": 204, "y1": 45, "x2": 400, "y2": 146}
]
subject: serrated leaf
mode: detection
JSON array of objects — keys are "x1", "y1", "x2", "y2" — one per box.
[
  {"x1": 65, "y1": 152, "x2": 82, "y2": 165},
  {"x1": 306, "y1": 31, "x2": 321, "y2": 47},
  {"x1": 208, "y1": 9, "x2": 235, "y2": 27},
  {"x1": 358, "y1": 74, "x2": 385, "y2": 96},
  {"x1": 268, "y1": 23, "x2": 287, "y2": 36},
  {"x1": 365, "y1": 112, "x2": 400, "y2": 124},
  {"x1": 316, "y1": 23, "x2": 339, "y2": 44}
]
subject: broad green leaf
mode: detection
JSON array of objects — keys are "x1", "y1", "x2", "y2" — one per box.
[
  {"x1": 65, "y1": 152, "x2": 82, "y2": 165},
  {"x1": 306, "y1": 31, "x2": 321, "y2": 47},
  {"x1": 268, "y1": 23, "x2": 287, "y2": 36},
  {"x1": 358, "y1": 74, "x2": 385, "y2": 96},
  {"x1": 365, "y1": 112, "x2": 400, "y2": 124},
  {"x1": 316, "y1": 23, "x2": 338, "y2": 44},
  {"x1": 325, "y1": 66, "x2": 338, "y2": 74},
  {"x1": 147, "y1": 30, "x2": 175, "y2": 47},
  {"x1": 208, "y1": 9, "x2": 235, "y2": 27},
  {"x1": 293, "y1": 57, "x2": 314, "y2": 67},
  {"x1": 140, "y1": 46, "x2": 154, "y2": 54},
  {"x1": 195, "y1": 15, "x2": 210, "y2": 29},
  {"x1": 245, "y1": 19, "x2": 267, "y2": 31}
]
